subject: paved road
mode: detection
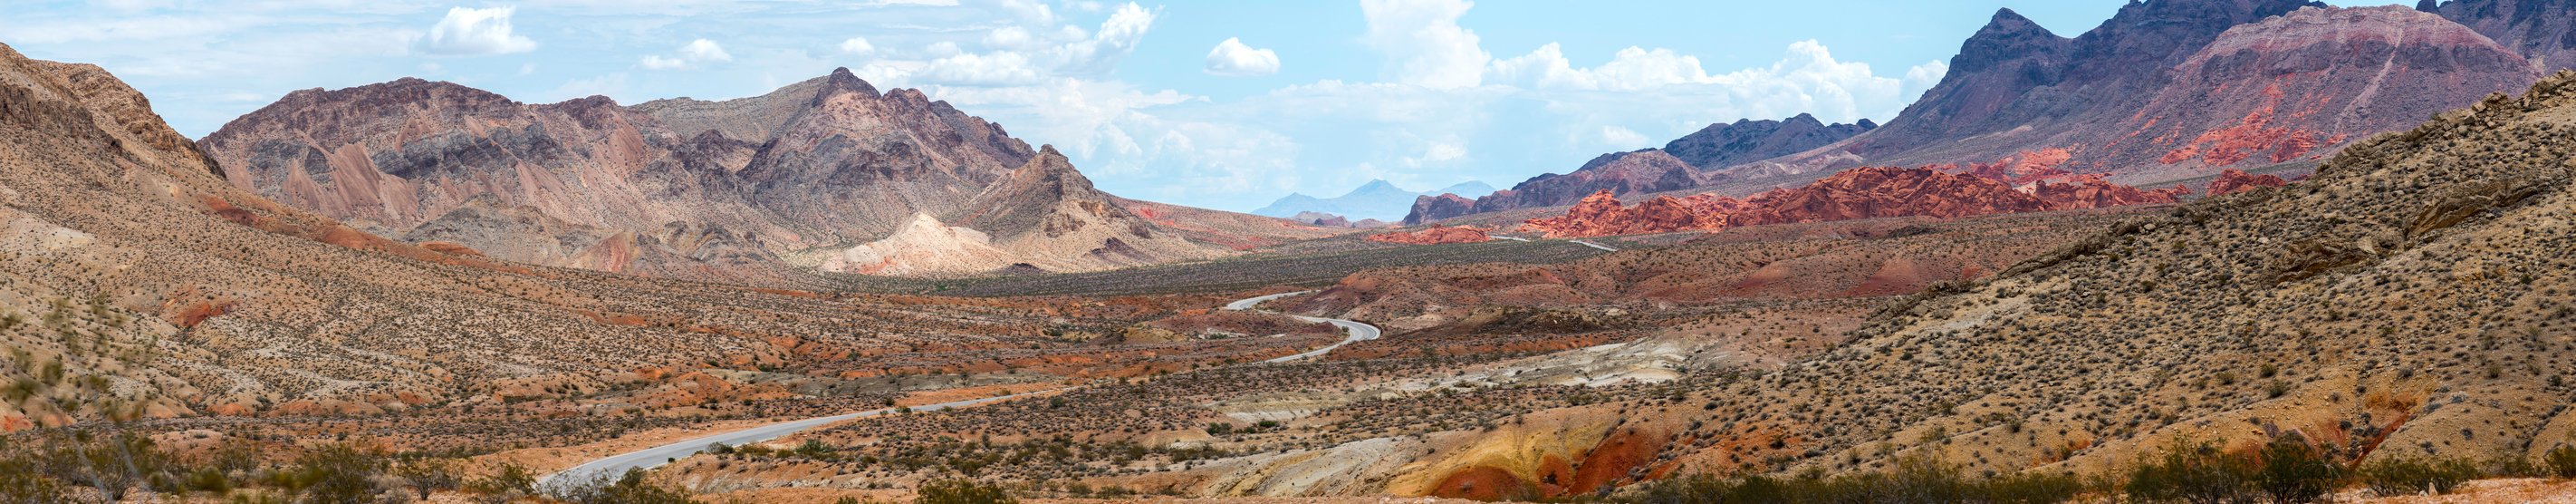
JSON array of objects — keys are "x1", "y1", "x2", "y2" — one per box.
[
  {"x1": 539, "y1": 390, "x2": 1049, "y2": 489},
  {"x1": 1570, "y1": 239, "x2": 1619, "y2": 252},
  {"x1": 1219, "y1": 291, "x2": 1381, "y2": 363},
  {"x1": 1490, "y1": 236, "x2": 1532, "y2": 242},
  {"x1": 545, "y1": 291, "x2": 1379, "y2": 487}
]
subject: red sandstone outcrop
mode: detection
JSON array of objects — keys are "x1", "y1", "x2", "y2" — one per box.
[
  {"x1": 2206, "y1": 169, "x2": 2289, "y2": 196},
  {"x1": 1367, "y1": 226, "x2": 1494, "y2": 245},
  {"x1": 1523, "y1": 167, "x2": 2186, "y2": 237},
  {"x1": 1751, "y1": 5, "x2": 2534, "y2": 185}
]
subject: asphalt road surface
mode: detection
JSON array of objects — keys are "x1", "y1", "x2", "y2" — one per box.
[
  {"x1": 545, "y1": 291, "x2": 1381, "y2": 487},
  {"x1": 539, "y1": 390, "x2": 1049, "y2": 489}
]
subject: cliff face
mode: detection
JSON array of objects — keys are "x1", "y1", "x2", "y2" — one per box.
[
  {"x1": 201, "y1": 71, "x2": 1318, "y2": 280},
  {"x1": 1416, "y1": 115, "x2": 1871, "y2": 224},
  {"x1": 1743, "y1": 4, "x2": 2533, "y2": 187},
  {"x1": 1660, "y1": 114, "x2": 1875, "y2": 170},
  {"x1": 2421, "y1": 0, "x2": 2576, "y2": 72},
  {"x1": 1521, "y1": 167, "x2": 2187, "y2": 238},
  {"x1": 0, "y1": 42, "x2": 1051, "y2": 427}
]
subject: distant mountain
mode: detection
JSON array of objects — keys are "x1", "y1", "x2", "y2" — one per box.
[
  {"x1": 1663, "y1": 113, "x2": 1874, "y2": 170},
  {"x1": 1404, "y1": 115, "x2": 1871, "y2": 224},
  {"x1": 1745, "y1": 4, "x2": 2534, "y2": 184},
  {"x1": 2420, "y1": 0, "x2": 2576, "y2": 72},
  {"x1": 201, "y1": 70, "x2": 1333, "y2": 280},
  {"x1": 1254, "y1": 179, "x2": 1495, "y2": 221}
]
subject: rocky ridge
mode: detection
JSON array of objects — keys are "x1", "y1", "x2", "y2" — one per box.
[
  {"x1": 200, "y1": 70, "x2": 1326, "y2": 282},
  {"x1": 1522, "y1": 167, "x2": 2187, "y2": 237}
]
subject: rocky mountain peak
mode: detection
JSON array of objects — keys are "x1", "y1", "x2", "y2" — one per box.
[
  {"x1": 820, "y1": 66, "x2": 881, "y2": 99},
  {"x1": 1952, "y1": 7, "x2": 2071, "y2": 74}
]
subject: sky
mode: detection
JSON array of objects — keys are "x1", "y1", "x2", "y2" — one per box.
[{"x1": 0, "y1": 0, "x2": 2392, "y2": 212}]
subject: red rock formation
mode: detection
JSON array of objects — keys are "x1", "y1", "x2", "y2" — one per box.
[
  {"x1": 1404, "y1": 193, "x2": 1479, "y2": 225},
  {"x1": 1523, "y1": 167, "x2": 2186, "y2": 237},
  {"x1": 1366, "y1": 226, "x2": 1493, "y2": 245},
  {"x1": 2206, "y1": 169, "x2": 2289, "y2": 196},
  {"x1": 1523, "y1": 190, "x2": 1747, "y2": 237},
  {"x1": 1457, "y1": 150, "x2": 1705, "y2": 216},
  {"x1": 1762, "y1": 5, "x2": 2533, "y2": 184},
  {"x1": 1950, "y1": 148, "x2": 2073, "y2": 183}
]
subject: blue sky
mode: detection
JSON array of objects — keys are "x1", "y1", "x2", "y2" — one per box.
[{"x1": 0, "y1": 0, "x2": 2390, "y2": 211}]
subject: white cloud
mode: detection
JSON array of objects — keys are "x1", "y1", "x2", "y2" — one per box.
[
  {"x1": 840, "y1": 37, "x2": 877, "y2": 55},
  {"x1": 1360, "y1": 0, "x2": 1487, "y2": 89},
  {"x1": 917, "y1": 51, "x2": 1043, "y2": 85},
  {"x1": 1488, "y1": 40, "x2": 1914, "y2": 123},
  {"x1": 418, "y1": 6, "x2": 536, "y2": 56},
  {"x1": 638, "y1": 38, "x2": 732, "y2": 70},
  {"x1": 1599, "y1": 125, "x2": 1648, "y2": 147},
  {"x1": 1404, "y1": 141, "x2": 1467, "y2": 167},
  {"x1": 984, "y1": 26, "x2": 1033, "y2": 49},
  {"x1": 1051, "y1": 2, "x2": 1154, "y2": 75},
  {"x1": 1905, "y1": 60, "x2": 1948, "y2": 91},
  {"x1": 547, "y1": 73, "x2": 630, "y2": 102},
  {"x1": 927, "y1": 41, "x2": 963, "y2": 57},
  {"x1": 679, "y1": 39, "x2": 732, "y2": 62},
  {"x1": 1203, "y1": 37, "x2": 1279, "y2": 77}
]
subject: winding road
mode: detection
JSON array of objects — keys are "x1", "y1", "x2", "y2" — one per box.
[
  {"x1": 543, "y1": 290, "x2": 1379, "y2": 487},
  {"x1": 539, "y1": 390, "x2": 1051, "y2": 489},
  {"x1": 1223, "y1": 290, "x2": 1382, "y2": 363}
]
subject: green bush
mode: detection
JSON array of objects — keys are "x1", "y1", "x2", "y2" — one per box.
[
  {"x1": 279, "y1": 443, "x2": 389, "y2": 504},
  {"x1": 2125, "y1": 440, "x2": 2254, "y2": 504},
  {"x1": 915, "y1": 479, "x2": 1017, "y2": 504},
  {"x1": 2545, "y1": 445, "x2": 2576, "y2": 479},
  {"x1": 2359, "y1": 456, "x2": 2480, "y2": 497},
  {"x1": 2251, "y1": 437, "x2": 2341, "y2": 503},
  {"x1": 471, "y1": 460, "x2": 537, "y2": 496},
  {"x1": 1621, "y1": 458, "x2": 2083, "y2": 504},
  {"x1": 547, "y1": 468, "x2": 697, "y2": 504}
]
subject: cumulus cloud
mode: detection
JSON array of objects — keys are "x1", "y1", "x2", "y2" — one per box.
[
  {"x1": 917, "y1": 51, "x2": 1043, "y2": 84},
  {"x1": 1598, "y1": 125, "x2": 1648, "y2": 147},
  {"x1": 1052, "y1": 2, "x2": 1154, "y2": 75},
  {"x1": 1403, "y1": 141, "x2": 1466, "y2": 167},
  {"x1": 1905, "y1": 60, "x2": 1949, "y2": 91},
  {"x1": 418, "y1": 6, "x2": 535, "y2": 55},
  {"x1": 840, "y1": 37, "x2": 876, "y2": 55},
  {"x1": 639, "y1": 38, "x2": 731, "y2": 70},
  {"x1": 1488, "y1": 40, "x2": 1914, "y2": 123},
  {"x1": 1203, "y1": 37, "x2": 1279, "y2": 77},
  {"x1": 1360, "y1": 0, "x2": 1487, "y2": 89}
]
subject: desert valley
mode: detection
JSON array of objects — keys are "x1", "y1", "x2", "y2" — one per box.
[{"x1": 13, "y1": 0, "x2": 2576, "y2": 502}]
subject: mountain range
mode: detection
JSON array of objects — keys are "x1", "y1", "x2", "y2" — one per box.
[
  {"x1": 1254, "y1": 179, "x2": 1495, "y2": 222},
  {"x1": 1406, "y1": 114, "x2": 1872, "y2": 224},
  {"x1": 22, "y1": 1, "x2": 2576, "y2": 502},
  {"x1": 1412, "y1": 2, "x2": 2558, "y2": 228},
  {"x1": 199, "y1": 70, "x2": 1335, "y2": 282}
]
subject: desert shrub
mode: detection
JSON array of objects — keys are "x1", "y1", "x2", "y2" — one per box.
[
  {"x1": 0, "y1": 449, "x2": 66, "y2": 504},
  {"x1": 915, "y1": 479, "x2": 1017, "y2": 504},
  {"x1": 276, "y1": 443, "x2": 389, "y2": 504},
  {"x1": 2359, "y1": 456, "x2": 2480, "y2": 496},
  {"x1": 470, "y1": 460, "x2": 537, "y2": 496},
  {"x1": 1621, "y1": 458, "x2": 2082, "y2": 504},
  {"x1": 390, "y1": 457, "x2": 462, "y2": 499},
  {"x1": 2125, "y1": 440, "x2": 2255, "y2": 504},
  {"x1": 2250, "y1": 437, "x2": 2341, "y2": 503},
  {"x1": 33, "y1": 430, "x2": 172, "y2": 501},
  {"x1": 2545, "y1": 445, "x2": 2576, "y2": 479},
  {"x1": 547, "y1": 468, "x2": 697, "y2": 504}
]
